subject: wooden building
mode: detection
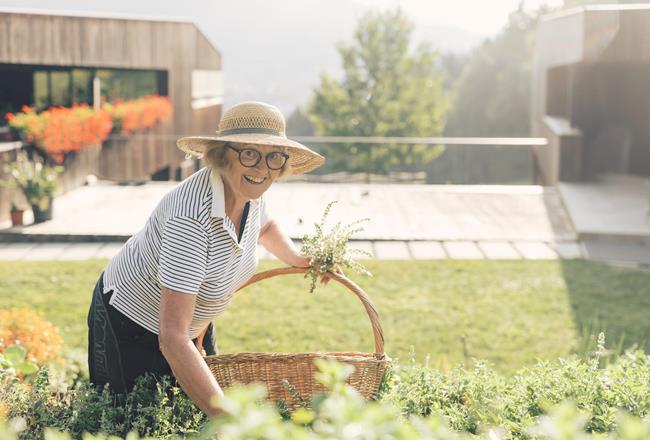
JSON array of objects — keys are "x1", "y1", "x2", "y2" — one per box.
[
  {"x1": 0, "y1": 8, "x2": 222, "y2": 223},
  {"x1": 531, "y1": 4, "x2": 650, "y2": 185}
]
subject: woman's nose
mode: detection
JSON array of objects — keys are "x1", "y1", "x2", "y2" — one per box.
[{"x1": 255, "y1": 157, "x2": 270, "y2": 172}]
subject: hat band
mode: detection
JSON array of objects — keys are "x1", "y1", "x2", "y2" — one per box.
[{"x1": 218, "y1": 127, "x2": 284, "y2": 137}]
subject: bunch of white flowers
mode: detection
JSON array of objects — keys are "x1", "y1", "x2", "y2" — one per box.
[{"x1": 301, "y1": 201, "x2": 372, "y2": 293}]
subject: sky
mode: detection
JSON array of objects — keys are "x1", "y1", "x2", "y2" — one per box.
[
  {"x1": 353, "y1": 0, "x2": 563, "y2": 35},
  {"x1": 0, "y1": 0, "x2": 564, "y2": 112},
  {"x1": 0, "y1": 0, "x2": 564, "y2": 37}
]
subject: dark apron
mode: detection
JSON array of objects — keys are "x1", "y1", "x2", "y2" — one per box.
[{"x1": 87, "y1": 273, "x2": 216, "y2": 394}]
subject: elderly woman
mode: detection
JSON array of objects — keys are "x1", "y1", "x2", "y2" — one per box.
[{"x1": 87, "y1": 101, "x2": 325, "y2": 416}]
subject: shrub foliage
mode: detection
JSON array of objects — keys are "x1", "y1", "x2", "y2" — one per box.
[{"x1": 2, "y1": 344, "x2": 650, "y2": 439}]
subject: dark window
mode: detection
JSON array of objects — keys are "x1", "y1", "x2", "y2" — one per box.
[
  {"x1": 0, "y1": 64, "x2": 169, "y2": 119},
  {"x1": 50, "y1": 71, "x2": 72, "y2": 107},
  {"x1": 33, "y1": 70, "x2": 49, "y2": 110},
  {"x1": 72, "y1": 69, "x2": 93, "y2": 104},
  {"x1": 97, "y1": 69, "x2": 159, "y2": 102}
]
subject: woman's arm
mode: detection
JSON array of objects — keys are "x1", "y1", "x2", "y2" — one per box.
[
  {"x1": 159, "y1": 287, "x2": 223, "y2": 416},
  {"x1": 259, "y1": 219, "x2": 340, "y2": 285},
  {"x1": 258, "y1": 218, "x2": 310, "y2": 267}
]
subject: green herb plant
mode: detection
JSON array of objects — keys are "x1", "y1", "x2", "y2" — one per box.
[
  {"x1": 3, "y1": 349, "x2": 650, "y2": 438},
  {"x1": 1, "y1": 152, "x2": 62, "y2": 211},
  {"x1": 300, "y1": 201, "x2": 372, "y2": 293},
  {"x1": 0, "y1": 344, "x2": 39, "y2": 379}
]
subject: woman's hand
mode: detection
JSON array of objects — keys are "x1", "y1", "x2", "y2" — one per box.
[
  {"x1": 258, "y1": 219, "x2": 343, "y2": 286},
  {"x1": 290, "y1": 254, "x2": 343, "y2": 286},
  {"x1": 321, "y1": 264, "x2": 343, "y2": 286}
]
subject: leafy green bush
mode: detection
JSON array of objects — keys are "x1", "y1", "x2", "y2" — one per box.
[
  {"x1": 0, "y1": 372, "x2": 204, "y2": 439},
  {"x1": 2, "y1": 347, "x2": 650, "y2": 439},
  {"x1": 382, "y1": 347, "x2": 650, "y2": 438},
  {"x1": 0, "y1": 345, "x2": 38, "y2": 379}
]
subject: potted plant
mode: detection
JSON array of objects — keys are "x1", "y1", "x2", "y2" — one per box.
[
  {"x1": 2, "y1": 152, "x2": 62, "y2": 224},
  {"x1": 9, "y1": 202, "x2": 24, "y2": 226}
]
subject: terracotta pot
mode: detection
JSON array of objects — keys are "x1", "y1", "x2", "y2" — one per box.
[{"x1": 10, "y1": 209, "x2": 24, "y2": 226}]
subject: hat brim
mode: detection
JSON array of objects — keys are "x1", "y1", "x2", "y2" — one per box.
[{"x1": 177, "y1": 133, "x2": 325, "y2": 175}]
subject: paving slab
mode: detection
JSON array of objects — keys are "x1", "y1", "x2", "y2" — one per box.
[
  {"x1": 443, "y1": 241, "x2": 484, "y2": 259},
  {"x1": 512, "y1": 242, "x2": 557, "y2": 259},
  {"x1": 94, "y1": 243, "x2": 126, "y2": 260},
  {"x1": 408, "y1": 241, "x2": 447, "y2": 259},
  {"x1": 25, "y1": 243, "x2": 71, "y2": 261},
  {"x1": 477, "y1": 241, "x2": 521, "y2": 259},
  {"x1": 373, "y1": 241, "x2": 411, "y2": 259},
  {"x1": 59, "y1": 242, "x2": 106, "y2": 260},
  {"x1": 552, "y1": 242, "x2": 584, "y2": 259},
  {"x1": 0, "y1": 243, "x2": 37, "y2": 260},
  {"x1": 559, "y1": 174, "x2": 650, "y2": 240},
  {"x1": 582, "y1": 240, "x2": 650, "y2": 265}
]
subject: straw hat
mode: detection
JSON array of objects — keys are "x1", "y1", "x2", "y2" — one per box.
[{"x1": 177, "y1": 101, "x2": 325, "y2": 175}]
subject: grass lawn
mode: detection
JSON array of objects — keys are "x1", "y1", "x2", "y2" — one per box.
[{"x1": 0, "y1": 259, "x2": 649, "y2": 373}]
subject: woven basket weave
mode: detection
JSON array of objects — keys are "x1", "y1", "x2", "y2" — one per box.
[{"x1": 203, "y1": 267, "x2": 390, "y2": 410}]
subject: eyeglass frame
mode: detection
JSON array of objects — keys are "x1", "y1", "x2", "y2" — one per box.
[{"x1": 224, "y1": 144, "x2": 289, "y2": 170}]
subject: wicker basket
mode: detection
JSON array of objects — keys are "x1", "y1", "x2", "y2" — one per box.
[{"x1": 203, "y1": 266, "x2": 390, "y2": 410}]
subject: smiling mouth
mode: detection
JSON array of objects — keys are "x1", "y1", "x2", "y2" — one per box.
[{"x1": 244, "y1": 175, "x2": 266, "y2": 185}]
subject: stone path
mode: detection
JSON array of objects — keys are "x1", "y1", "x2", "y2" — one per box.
[
  {"x1": 558, "y1": 174, "x2": 650, "y2": 241},
  {"x1": 1, "y1": 178, "x2": 648, "y2": 266},
  {"x1": 0, "y1": 181, "x2": 576, "y2": 242},
  {"x1": 0, "y1": 239, "x2": 583, "y2": 261}
]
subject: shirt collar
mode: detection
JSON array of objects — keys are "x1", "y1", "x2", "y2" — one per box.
[
  {"x1": 209, "y1": 169, "x2": 261, "y2": 219},
  {"x1": 210, "y1": 169, "x2": 227, "y2": 218}
]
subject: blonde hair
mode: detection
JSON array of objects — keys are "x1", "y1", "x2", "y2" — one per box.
[
  {"x1": 203, "y1": 142, "x2": 230, "y2": 172},
  {"x1": 203, "y1": 142, "x2": 291, "y2": 178}
]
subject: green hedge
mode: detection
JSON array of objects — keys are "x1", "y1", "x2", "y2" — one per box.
[
  {"x1": 2, "y1": 350, "x2": 650, "y2": 439},
  {"x1": 382, "y1": 349, "x2": 650, "y2": 437}
]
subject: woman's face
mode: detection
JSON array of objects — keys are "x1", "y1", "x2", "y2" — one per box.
[{"x1": 221, "y1": 142, "x2": 287, "y2": 202}]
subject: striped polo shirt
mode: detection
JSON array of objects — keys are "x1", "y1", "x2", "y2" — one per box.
[{"x1": 102, "y1": 166, "x2": 267, "y2": 338}]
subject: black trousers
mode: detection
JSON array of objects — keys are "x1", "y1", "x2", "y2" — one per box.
[{"x1": 87, "y1": 273, "x2": 216, "y2": 394}]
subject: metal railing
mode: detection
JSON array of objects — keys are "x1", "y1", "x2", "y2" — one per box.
[
  {"x1": 287, "y1": 136, "x2": 548, "y2": 185},
  {"x1": 102, "y1": 134, "x2": 549, "y2": 185},
  {"x1": 2, "y1": 134, "x2": 549, "y2": 185}
]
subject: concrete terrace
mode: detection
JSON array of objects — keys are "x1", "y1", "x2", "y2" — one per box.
[{"x1": 0, "y1": 180, "x2": 586, "y2": 262}]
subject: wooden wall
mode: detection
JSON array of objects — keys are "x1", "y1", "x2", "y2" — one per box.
[
  {"x1": 0, "y1": 11, "x2": 223, "y2": 223},
  {"x1": 532, "y1": 6, "x2": 650, "y2": 183},
  {"x1": 0, "y1": 10, "x2": 222, "y2": 160},
  {"x1": 571, "y1": 62, "x2": 650, "y2": 177}
]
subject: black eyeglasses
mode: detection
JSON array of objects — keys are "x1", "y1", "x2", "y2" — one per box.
[{"x1": 225, "y1": 144, "x2": 289, "y2": 170}]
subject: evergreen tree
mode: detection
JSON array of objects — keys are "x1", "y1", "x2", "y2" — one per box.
[
  {"x1": 444, "y1": 4, "x2": 555, "y2": 137},
  {"x1": 308, "y1": 8, "x2": 449, "y2": 174}
]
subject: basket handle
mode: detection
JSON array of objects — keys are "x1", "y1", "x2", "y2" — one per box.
[{"x1": 235, "y1": 266, "x2": 386, "y2": 357}]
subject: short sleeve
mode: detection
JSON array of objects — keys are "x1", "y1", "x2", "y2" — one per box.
[
  {"x1": 158, "y1": 216, "x2": 208, "y2": 294},
  {"x1": 259, "y1": 195, "x2": 270, "y2": 227}
]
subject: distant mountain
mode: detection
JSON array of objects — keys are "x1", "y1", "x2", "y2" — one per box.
[
  {"x1": 198, "y1": 2, "x2": 485, "y2": 113},
  {"x1": 414, "y1": 23, "x2": 485, "y2": 54},
  {"x1": 0, "y1": 0, "x2": 485, "y2": 114}
]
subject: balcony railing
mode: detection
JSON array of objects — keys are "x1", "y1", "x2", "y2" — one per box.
[
  {"x1": 287, "y1": 136, "x2": 549, "y2": 185},
  {"x1": 2, "y1": 133, "x2": 550, "y2": 185}
]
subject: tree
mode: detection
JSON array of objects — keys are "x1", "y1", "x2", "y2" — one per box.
[
  {"x1": 286, "y1": 107, "x2": 315, "y2": 136},
  {"x1": 443, "y1": 4, "x2": 555, "y2": 137},
  {"x1": 308, "y1": 9, "x2": 449, "y2": 175}
]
